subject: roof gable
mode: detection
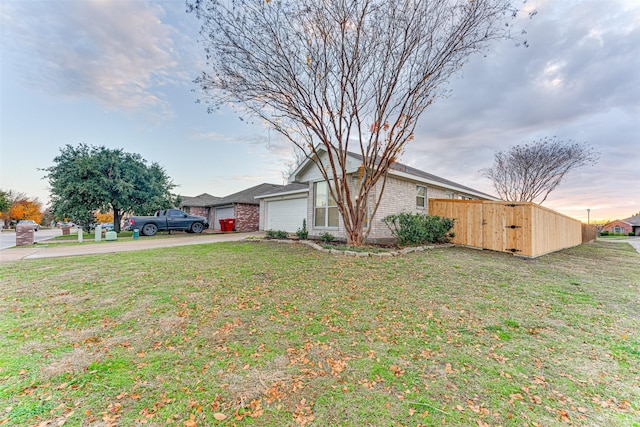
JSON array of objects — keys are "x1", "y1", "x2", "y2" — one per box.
[{"x1": 289, "y1": 147, "x2": 496, "y2": 200}]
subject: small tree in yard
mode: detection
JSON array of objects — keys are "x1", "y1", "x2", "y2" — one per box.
[
  {"x1": 481, "y1": 137, "x2": 599, "y2": 204},
  {"x1": 189, "y1": 0, "x2": 531, "y2": 245}
]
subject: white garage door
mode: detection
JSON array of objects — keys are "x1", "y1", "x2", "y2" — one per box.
[
  {"x1": 266, "y1": 198, "x2": 307, "y2": 232},
  {"x1": 214, "y1": 206, "x2": 235, "y2": 230}
]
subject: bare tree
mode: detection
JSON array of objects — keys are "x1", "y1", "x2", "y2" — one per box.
[
  {"x1": 481, "y1": 137, "x2": 599, "y2": 204},
  {"x1": 189, "y1": 0, "x2": 530, "y2": 245},
  {"x1": 281, "y1": 145, "x2": 308, "y2": 184}
]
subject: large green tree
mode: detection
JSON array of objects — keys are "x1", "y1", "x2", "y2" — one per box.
[{"x1": 43, "y1": 144, "x2": 179, "y2": 232}]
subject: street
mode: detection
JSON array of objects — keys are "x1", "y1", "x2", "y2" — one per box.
[{"x1": 0, "y1": 227, "x2": 63, "y2": 250}]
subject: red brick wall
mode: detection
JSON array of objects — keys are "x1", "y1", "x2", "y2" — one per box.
[
  {"x1": 235, "y1": 204, "x2": 260, "y2": 231},
  {"x1": 188, "y1": 207, "x2": 209, "y2": 217},
  {"x1": 603, "y1": 220, "x2": 632, "y2": 234},
  {"x1": 183, "y1": 206, "x2": 212, "y2": 229}
]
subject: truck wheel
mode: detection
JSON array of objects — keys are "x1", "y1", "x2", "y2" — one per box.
[
  {"x1": 191, "y1": 222, "x2": 204, "y2": 234},
  {"x1": 141, "y1": 223, "x2": 158, "y2": 236}
]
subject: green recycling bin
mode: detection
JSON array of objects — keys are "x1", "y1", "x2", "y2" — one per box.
[{"x1": 133, "y1": 228, "x2": 139, "y2": 239}]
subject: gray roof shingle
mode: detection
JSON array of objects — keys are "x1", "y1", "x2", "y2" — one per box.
[{"x1": 212, "y1": 183, "x2": 284, "y2": 206}]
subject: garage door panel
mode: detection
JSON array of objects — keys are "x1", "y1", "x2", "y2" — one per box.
[
  {"x1": 214, "y1": 207, "x2": 235, "y2": 230},
  {"x1": 266, "y1": 198, "x2": 307, "y2": 232}
]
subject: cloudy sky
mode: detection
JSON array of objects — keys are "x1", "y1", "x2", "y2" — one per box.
[{"x1": 1, "y1": 0, "x2": 638, "y2": 223}]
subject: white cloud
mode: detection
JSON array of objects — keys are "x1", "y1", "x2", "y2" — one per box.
[
  {"x1": 403, "y1": 0, "x2": 640, "y2": 219},
  {"x1": 1, "y1": 0, "x2": 189, "y2": 115}
]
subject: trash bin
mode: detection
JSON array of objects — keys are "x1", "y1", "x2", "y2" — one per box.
[
  {"x1": 219, "y1": 218, "x2": 235, "y2": 232},
  {"x1": 133, "y1": 228, "x2": 139, "y2": 240}
]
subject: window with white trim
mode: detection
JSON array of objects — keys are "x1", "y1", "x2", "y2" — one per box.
[
  {"x1": 416, "y1": 185, "x2": 426, "y2": 208},
  {"x1": 314, "y1": 181, "x2": 339, "y2": 227}
]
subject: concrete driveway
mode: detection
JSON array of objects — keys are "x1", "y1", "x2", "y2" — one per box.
[
  {"x1": 626, "y1": 237, "x2": 640, "y2": 254},
  {"x1": 0, "y1": 232, "x2": 262, "y2": 263},
  {"x1": 597, "y1": 236, "x2": 640, "y2": 255}
]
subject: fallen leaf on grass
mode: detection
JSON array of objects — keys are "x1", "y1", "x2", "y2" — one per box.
[
  {"x1": 293, "y1": 398, "x2": 314, "y2": 426},
  {"x1": 213, "y1": 413, "x2": 227, "y2": 421},
  {"x1": 558, "y1": 409, "x2": 571, "y2": 423},
  {"x1": 183, "y1": 414, "x2": 197, "y2": 427},
  {"x1": 390, "y1": 364, "x2": 405, "y2": 376}
]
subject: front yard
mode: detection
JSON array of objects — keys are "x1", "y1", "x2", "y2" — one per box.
[{"x1": 1, "y1": 240, "x2": 639, "y2": 426}]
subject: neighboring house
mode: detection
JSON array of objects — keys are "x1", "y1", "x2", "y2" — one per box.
[
  {"x1": 180, "y1": 193, "x2": 221, "y2": 226},
  {"x1": 603, "y1": 215, "x2": 640, "y2": 235},
  {"x1": 257, "y1": 149, "x2": 497, "y2": 241},
  {"x1": 209, "y1": 183, "x2": 284, "y2": 231}
]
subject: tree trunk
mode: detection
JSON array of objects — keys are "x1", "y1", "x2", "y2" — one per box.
[{"x1": 113, "y1": 208, "x2": 121, "y2": 233}]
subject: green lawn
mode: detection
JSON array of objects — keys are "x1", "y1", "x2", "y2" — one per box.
[{"x1": 1, "y1": 240, "x2": 639, "y2": 426}]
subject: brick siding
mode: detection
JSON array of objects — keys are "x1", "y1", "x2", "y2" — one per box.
[
  {"x1": 308, "y1": 175, "x2": 477, "y2": 242},
  {"x1": 234, "y1": 204, "x2": 260, "y2": 232},
  {"x1": 603, "y1": 220, "x2": 633, "y2": 234}
]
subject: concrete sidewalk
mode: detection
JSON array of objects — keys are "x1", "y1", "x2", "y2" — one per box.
[{"x1": 0, "y1": 232, "x2": 262, "y2": 263}]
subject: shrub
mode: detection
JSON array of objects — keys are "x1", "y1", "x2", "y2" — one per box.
[
  {"x1": 265, "y1": 229, "x2": 289, "y2": 239},
  {"x1": 296, "y1": 219, "x2": 308, "y2": 239},
  {"x1": 600, "y1": 231, "x2": 609, "y2": 236},
  {"x1": 382, "y1": 213, "x2": 455, "y2": 246},
  {"x1": 629, "y1": 232, "x2": 635, "y2": 236},
  {"x1": 319, "y1": 232, "x2": 335, "y2": 243}
]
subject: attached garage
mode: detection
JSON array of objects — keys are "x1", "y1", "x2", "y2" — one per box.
[
  {"x1": 256, "y1": 184, "x2": 310, "y2": 233},
  {"x1": 214, "y1": 206, "x2": 235, "y2": 230},
  {"x1": 265, "y1": 198, "x2": 307, "y2": 232}
]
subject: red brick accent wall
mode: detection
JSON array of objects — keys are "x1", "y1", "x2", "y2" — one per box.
[
  {"x1": 189, "y1": 207, "x2": 209, "y2": 217},
  {"x1": 235, "y1": 204, "x2": 260, "y2": 231},
  {"x1": 183, "y1": 206, "x2": 212, "y2": 229},
  {"x1": 603, "y1": 220, "x2": 632, "y2": 234}
]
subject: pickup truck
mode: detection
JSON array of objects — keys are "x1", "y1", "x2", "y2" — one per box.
[{"x1": 125, "y1": 209, "x2": 209, "y2": 236}]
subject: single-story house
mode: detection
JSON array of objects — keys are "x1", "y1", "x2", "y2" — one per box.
[
  {"x1": 209, "y1": 183, "x2": 284, "y2": 231},
  {"x1": 180, "y1": 193, "x2": 221, "y2": 223},
  {"x1": 603, "y1": 215, "x2": 640, "y2": 235},
  {"x1": 256, "y1": 149, "x2": 498, "y2": 241}
]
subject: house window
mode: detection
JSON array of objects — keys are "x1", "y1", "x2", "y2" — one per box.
[
  {"x1": 614, "y1": 226, "x2": 623, "y2": 234},
  {"x1": 314, "y1": 181, "x2": 339, "y2": 228},
  {"x1": 416, "y1": 185, "x2": 426, "y2": 208}
]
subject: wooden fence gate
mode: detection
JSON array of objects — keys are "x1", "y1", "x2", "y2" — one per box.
[
  {"x1": 429, "y1": 199, "x2": 586, "y2": 258},
  {"x1": 481, "y1": 202, "x2": 528, "y2": 254}
]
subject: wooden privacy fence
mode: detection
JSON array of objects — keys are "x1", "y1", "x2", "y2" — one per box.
[{"x1": 429, "y1": 199, "x2": 592, "y2": 258}]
